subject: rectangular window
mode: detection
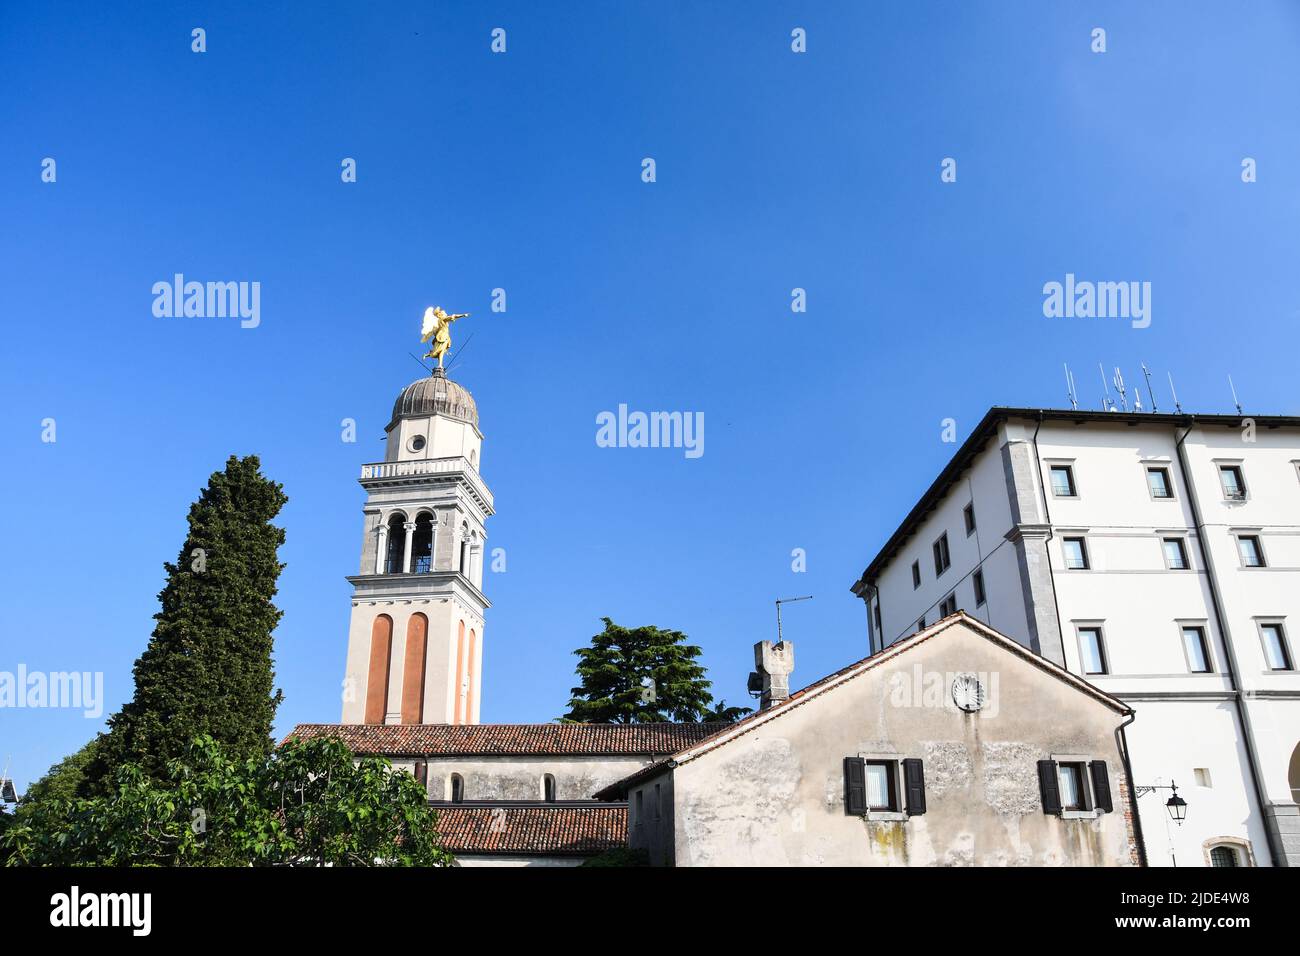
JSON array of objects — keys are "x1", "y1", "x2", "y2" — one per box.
[
  {"x1": 1163, "y1": 537, "x2": 1189, "y2": 570},
  {"x1": 873, "y1": 602, "x2": 882, "y2": 634},
  {"x1": 916, "y1": 617, "x2": 926, "y2": 632},
  {"x1": 939, "y1": 594, "x2": 957, "y2": 617},
  {"x1": 911, "y1": 560, "x2": 921, "y2": 589},
  {"x1": 1078, "y1": 626, "x2": 1108, "y2": 675},
  {"x1": 1057, "y1": 763, "x2": 1088, "y2": 811},
  {"x1": 963, "y1": 503, "x2": 977, "y2": 536},
  {"x1": 1182, "y1": 625, "x2": 1212, "y2": 673},
  {"x1": 1050, "y1": 465, "x2": 1077, "y2": 497},
  {"x1": 1194, "y1": 768, "x2": 1213, "y2": 788},
  {"x1": 1063, "y1": 536, "x2": 1090, "y2": 570},
  {"x1": 1260, "y1": 623, "x2": 1294, "y2": 671},
  {"x1": 863, "y1": 761, "x2": 898, "y2": 811},
  {"x1": 933, "y1": 533, "x2": 951, "y2": 576},
  {"x1": 973, "y1": 569, "x2": 986, "y2": 607},
  {"x1": 1237, "y1": 535, "x2": 1265, "y2": 568},
  {"x1": 1219, "y1": 465, "x2": 1246, "y2": 501},
  {"x1": 1147, "y1": 466, "x2": 1173, "y2": 499}
]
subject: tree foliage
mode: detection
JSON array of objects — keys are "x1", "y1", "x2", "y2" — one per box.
[
  {"x1": 83, "y1": 456, "x2": 287, "y2": 794},
  {"x1": 3, "y1": 735, "x2": 452, "y2": 867},
  {"x1": 561, "y1": 618, "x2": 731, "y2": 723}
]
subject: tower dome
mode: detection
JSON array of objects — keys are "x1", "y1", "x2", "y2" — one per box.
[{"x1": 390, "y1": 367, "x2": 479, "y2": 429}]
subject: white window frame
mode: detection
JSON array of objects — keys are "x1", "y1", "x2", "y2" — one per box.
[
  {"x1": 963, "y1": 502, "x2": 977, "y2": 536},
  {"x1": 856, "y1": 754, "x2": 907, "y2": 821},
  {"x1": 1236, "y1": 532, "x2": 1267, "y2": 569},
  {"x1": 1217, "y1": 462, "x2": 1248, "y2": 502},
  {"x1": 1177, "y1": 621, "x2": 1215, "y2": 674},
  {"x1": 1062, "y1": 535, "x2": 1091, "y2": 571},
  {"x1": 1256, "y1": 619, "x2": 1294, "y2": 672},
  {"x1": 933, "y1": 532, "x2": 951, "y2": 577},
  {"x1": 1048, "y1": 462, "x2": 1079, "y2": 499},
  {"x1": 1161, "y1": 535, "x2": 1191, "y2": 571},
  {"x1": 911, "y1": 560, "x2": 921, "y2": 589},
  {"x1": 1075, "y1": 623, "x2": 1109, "y2": 675},
  {"x1": 1051, "y1": 753, "x2": 1102, "y2": 820},
  {"x1": 1144, "y1": 463, "x2": 1176, "y2": 501}
]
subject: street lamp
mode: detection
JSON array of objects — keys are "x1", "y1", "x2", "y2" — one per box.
[{"x1": 1136, "y1": 780, "x2": 1187, "y2": 826}]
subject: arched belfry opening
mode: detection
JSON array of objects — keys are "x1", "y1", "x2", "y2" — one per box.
[
  {"x1": 384, "y1": 513, "x2": 406, "y2": 574},
  {"x1": 412, "y1": 512, "x2": 435, "y2": 573}
]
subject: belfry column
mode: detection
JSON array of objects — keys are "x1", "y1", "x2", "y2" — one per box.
[
  {"x1": 375, "y1": 524, "x2": 388, "y2": 574},
  {"x1": 402, "y1": 521, "x2": 416, "y2": 574}
]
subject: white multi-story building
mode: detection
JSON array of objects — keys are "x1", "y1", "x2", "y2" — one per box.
[{"x1": 850, "y1": 407, "x2": 1300, "y2": 867}]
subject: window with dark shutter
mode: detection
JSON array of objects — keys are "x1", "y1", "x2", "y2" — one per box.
[
  {"x1": 1089, "y1": 761, "x2": 1113, "y2": 813},
  {"x1": 1037, "y1": 759, "x2": 1062, "y2": 814},
  {"x1": 903, "y1": 758, "x2": 926, "y2": 815},
  {"x1": 844, "y1": 757, "x2": 868, "y2": 816}
]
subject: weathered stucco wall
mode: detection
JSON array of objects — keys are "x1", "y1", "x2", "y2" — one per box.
[{"x1": 663, "y1": 622, "x2": 1136, "y2": 866}]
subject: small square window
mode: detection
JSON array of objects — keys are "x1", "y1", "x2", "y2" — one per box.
[
  {"x1": 933, "y1": 533, "x2": 951, "y2": 576},
  {"x1": 1219, "y1": 465, "x2": 1246, "y2": 501},
  {"x1": 1050, "y1": 465, "x2": 1077, "y2": 497},
  {"x1": 1078, "y1": 627, "x2": 1108, "y2": 675},
  {"x1": 1057, "y1": 762, "x2": 1089, "y2": 811},
  {"x1": 973, "y1": 569, "x2": 986, "y2": 607},
  {"x1": 1209, "y1": 845, "x2": 1240, "y2": 868},
  {"x1": 864, "y1": 761, "x2": 899, "y2": 811},
  {"x1": 911, "y1": 560, "x2": 921, "y2": 589},
  {"x1": 1182, "y1": 625, "x2": 1213, "y2": 673},
  {"x1": 1193, "y1": 768, "x2": 1213, "y2": 788},
  {"x1": 1147, "y1": 466, "x2": 1173, "y2": 499},
  {"x1": 1260, "y1": 623, "x2": 1293, "y2": 671},
  {"x1": 916, "y1": 617, "x2": 926, "y2": 632},
  {"x1": 1237, "y1": 535, "x2": 1265, "y2": 568},
  {"x1": 939, "y1": 594, "x2": 957, "y2": 617},
  {"x1": 1163, "y1": 537, "x2": 1189, "y2": 570},
  {"x1": 963, "y1": 503, "x2": 977, "y2": 536},
  {"x1": 1063, "y1": 536, "x2": 1090, "y2": 570}
]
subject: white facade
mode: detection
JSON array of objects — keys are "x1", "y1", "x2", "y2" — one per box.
[
  {"x1": 340, "y1": 369, "x2": 493, "y2": 725},
  {"x1": 853, "y1": 409, "x2": 1300, "y2": 867}
]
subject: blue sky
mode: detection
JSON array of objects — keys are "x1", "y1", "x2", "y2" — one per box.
[{"x1": 3, "y1": 1, "x2": 1299, "y2": 789}]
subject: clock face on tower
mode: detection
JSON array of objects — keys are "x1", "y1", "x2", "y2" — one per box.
[{"x1": 951, "y1": 673, "x2": 986, "y2": 713}]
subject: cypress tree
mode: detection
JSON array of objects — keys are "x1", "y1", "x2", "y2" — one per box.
[
  {"x1": 83, "y1": 455, "x2": 286, "y2": 793},
  {"x1": 560, "y1": 618, "x2": 715, "y2": 723}
]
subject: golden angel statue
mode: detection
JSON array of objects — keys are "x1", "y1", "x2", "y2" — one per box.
[{"x1": 420, "y1": 306, "x2": 470, "y2": 368}]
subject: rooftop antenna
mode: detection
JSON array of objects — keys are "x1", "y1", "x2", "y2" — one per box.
[
  {"x1": 1099, "y1": 363, "x2": 1115, "y2": 411},
  {"x1": 408, "y1": 352, "x2": 433, "y2": 375},
  {"x1": 1140, "y1": 363, "x2": 1159, "y2": 413},
  {"x1": 1228, "y1": 374, "x2": 1243, "y2": 416},
  {"x1": 1113, "y1": 367, "x2": 1129, "y2": 411},
  {"x1": 775, "y1": 595, "x2": 813, "y2": 644},
  {"x1": 1064, "y1": 363, "x2": 1078, "y2": 410},
  {"x1": 1167, "y1": 371, "x2": 1183, "y2": 414}
]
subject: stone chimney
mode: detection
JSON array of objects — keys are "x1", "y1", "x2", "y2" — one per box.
[{"x1": 748, "y1": 640, "x2": 795, "y2": 710}]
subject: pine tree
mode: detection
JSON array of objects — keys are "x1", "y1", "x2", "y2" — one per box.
[
  {"x1": 82, "y1": 456, "x2": 287, "y2": 793},
  {"x1": 560, "y1": 618, "x2": 715, "y2": 723}
]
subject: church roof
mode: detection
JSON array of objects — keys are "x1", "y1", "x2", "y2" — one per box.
[
  {"x1": 389, "y1": 369, "x2": 479, "y2": 430},
  {"x1": 285, "y1": 722, "x2": 731, "y2": 756},
  {"x1": 434, "y1": 804, "x2": 627, "y2": 858}
]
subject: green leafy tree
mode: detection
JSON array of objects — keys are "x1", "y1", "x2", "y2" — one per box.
[
  {"x1": 561, "y1": 618, "x2": 716, "y2": 723},
  {"x1": 82, "y1": 456, "x2": 287, "y2": 794},
  {"x1": 3, "y1": 735, "x2": 452, "y2": 867},
  {"x1": 700, "y1": 699, "x2": 752, "y2": 723},
  {"x1": 16, "y1": 738, "x2": 99, "y2": 811}
]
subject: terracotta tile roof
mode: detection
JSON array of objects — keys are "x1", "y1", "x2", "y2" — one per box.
[
  {"x1": 434, "y1": 804, "x2": 627, "y2": 857},
  {"x1": 284, "y1": 722, "x2": 730, "y2": 756}
]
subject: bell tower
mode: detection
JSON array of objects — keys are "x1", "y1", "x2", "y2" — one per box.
[{"x1": 341, "y1": 366, "x2": 492, "y2": 725}]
